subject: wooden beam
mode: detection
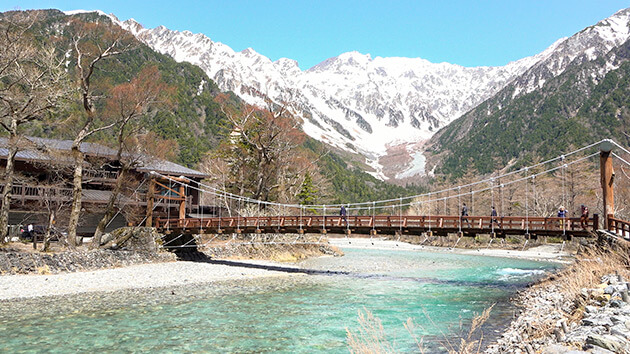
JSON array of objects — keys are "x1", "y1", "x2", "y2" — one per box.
[
  {"x1": 146, "y1": 176, "x2": 155, "y2": 227},
  {"x1": 600, "y1": 141, "x2": 614, "y2": 229},
  {"x1": 154, "y1": 180, "x2": 184, "y2": 197},
  {"x1": 179, "y1": 183, "x2": 186, "y2": 221},
  {"x1": 156, "y1": 175, "x2": 188, "y2": 183}
]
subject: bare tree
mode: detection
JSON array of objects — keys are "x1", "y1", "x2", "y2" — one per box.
[
  {"x1": 92, "y1": 66, "x2": 172, "y2": 247},
  {"x1": 66, "y1": 19, "x2": 135, "y2": 245},
  {"x1": 215, "y1": 93, "x2": 306, "y2": 201},
  {"x1": 37, "y1": 156, "x2": 72, "y2": 251},
  {"x1": 0, "y1": 11, "x2": 69, "y2": 241}
]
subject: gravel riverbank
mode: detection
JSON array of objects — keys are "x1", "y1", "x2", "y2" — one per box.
[
  {"x1": 328, "y1": 237, "x2": 574, "y2": 263},
  {"x1": 486, "y1": 273, "x2": 630, "y2": 353},
  {"x1": 0, "y1": 259, "x2": 296, "y2": 300}
]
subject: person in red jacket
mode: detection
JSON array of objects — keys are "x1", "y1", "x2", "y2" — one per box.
[{"x1": 580, "y1": 204, "x2": 589, "y2": 229}]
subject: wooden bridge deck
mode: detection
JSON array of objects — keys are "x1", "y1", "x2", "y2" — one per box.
[{"x1": 156, "y1": 214, "x2": 598, "y2": 238}]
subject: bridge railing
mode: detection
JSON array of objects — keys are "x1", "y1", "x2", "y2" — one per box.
[
  {"x1": 608, "y1": 214, "x2": 630, "y2": 238},
  {"x1": 155, "y1": 214, "x2": 597, "y2": 233}
]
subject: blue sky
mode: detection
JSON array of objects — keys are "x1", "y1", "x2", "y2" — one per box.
[{"x1": 3, "y1": 1, "x2": 629, "y2": 70}]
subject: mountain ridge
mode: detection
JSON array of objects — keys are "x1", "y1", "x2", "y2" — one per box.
[
  {"x1": 92, "y1": 11, "x2": 551, "y2": 179},
  {"x1": 66, "y1": 7, "x2": 630, "y2": 181}
]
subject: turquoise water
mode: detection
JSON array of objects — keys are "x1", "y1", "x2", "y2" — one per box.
[{"x1": 0, "y1": 248, "x2": 558, "y2": 353}]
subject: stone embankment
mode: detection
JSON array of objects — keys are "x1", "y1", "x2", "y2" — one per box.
[
  {"x1": 0, "y1": 249, "x2": 175, "y2": 275},
  {"x1": 203, "y1": 242, "x2": 343, "y2": 261},
  {"x1": 486, "y1": 273, "x2": 630, "y2": 353},
  {"x1": 0, "y1": 227, "x2": 174, "y2": 275}
]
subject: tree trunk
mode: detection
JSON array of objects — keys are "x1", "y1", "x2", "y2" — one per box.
[
  {"x1": 0, "y1": 137, "x2": 19, "y2": 242},
  {"x1": 67, "y1": 147, "x2": 84, "y2": 247},
  {"x1": 93, "y1": 167, "x2": 127, "y2": 248},
  {"x1": 42, "y1": 209, "x2": 54, "y2": 252}
]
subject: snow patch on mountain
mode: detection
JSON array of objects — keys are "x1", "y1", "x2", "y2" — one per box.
[{"x1": 107, "y1": 17, "x2": 549, "y2": 179}]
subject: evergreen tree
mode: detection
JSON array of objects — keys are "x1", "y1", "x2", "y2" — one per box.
[{"x1": 297, "y1": 171, "x2": 318, "y2": 206}]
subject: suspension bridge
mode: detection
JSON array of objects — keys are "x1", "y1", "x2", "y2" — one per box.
[{"x1": 145, "y1": 139, "x2": 630, "y2": 250}]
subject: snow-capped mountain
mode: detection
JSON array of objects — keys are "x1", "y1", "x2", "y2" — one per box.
[
  {"x1": 425, "y1": 8, "x2": 630, "y2": 179},
  {"x1": 73, "y1": 7, "x2": 630, "y2": 180}
]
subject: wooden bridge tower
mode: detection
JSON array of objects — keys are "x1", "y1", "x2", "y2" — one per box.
[{"x1": 600, "y1": 140, "x2": 614, "y2": 229}]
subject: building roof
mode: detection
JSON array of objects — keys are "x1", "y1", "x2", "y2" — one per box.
[{"x1": 0, "y1": 137, "x2": 208, "y2": 179}]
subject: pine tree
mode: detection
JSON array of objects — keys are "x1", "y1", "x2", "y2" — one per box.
[{"x1": 297, "y1": 171, "x2": 318, "y2": 206}]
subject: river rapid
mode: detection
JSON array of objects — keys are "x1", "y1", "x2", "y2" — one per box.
[{"x1": 0, "y1": 247, "x2": 559, "y2": 353}]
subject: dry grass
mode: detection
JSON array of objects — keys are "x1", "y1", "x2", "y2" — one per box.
[
  {"x1": 346, "y1": 305, "x2": 493, "y2": 354},
  {"x1": 508, "y1": 236, "x2": 630, "y2": 344},
  {"x1": 346, "y1": 308, "x2": 397, "y2": 354},
  {"x1": 35, "y1": 264, "x2": 51, "y2": 274},
  {"x1": 542, "y1": 237, "x2": 629, "y2": 304}
]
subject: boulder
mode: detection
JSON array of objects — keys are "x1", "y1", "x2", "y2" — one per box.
[
  {"x1": 102, "y1": 227, "x2": 162, "y2": 253},
  {"x1": 586, "y1": 334, "x2": 630, "y2": 353}
]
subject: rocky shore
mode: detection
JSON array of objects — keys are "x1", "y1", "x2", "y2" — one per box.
[
  {"x1": 485, "y1": 235, "x2": 630, "y2": 354},
  {"x1": 486, "y1": 273, "x2": 630, "y2": 353}
]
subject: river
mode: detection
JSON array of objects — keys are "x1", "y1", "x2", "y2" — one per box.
[{"x1": 0, "y1": 247, "x2": 558, "y2": 353}]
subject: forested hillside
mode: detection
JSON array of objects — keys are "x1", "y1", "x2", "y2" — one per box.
[
  {"x1": 428, "y1": 38, "x2": 630, "y2": 179},
  {"x1": 2, "y1": 9, "x2": 420, "y2": 204},
  {"x1": 7, "y1": 10, "x2": 228, "y2": 167}
]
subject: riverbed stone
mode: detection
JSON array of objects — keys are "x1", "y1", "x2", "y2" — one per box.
[
  {"x1": 586, "y1": 305, "x2": 599, "y2": 313},
  {"x1": 610, "y1": 324, "x2": 630, "y2": 339},
  {"x1": 542, "y1": 344, "x2": 587, "y2": 353},
  {"x1": 582, "y1": 315, "x2": 614, "y2": 328},
  {"x1": 586, "y1": 334, "x2": 630, "y2": 352},
  {"x1": 610, "y1": 299, "x2": 624, "y2": 308}
]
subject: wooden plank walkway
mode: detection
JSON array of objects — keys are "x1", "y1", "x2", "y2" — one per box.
[{"x1": 156, "y1": 214, "x2": 598, "y2": 238}]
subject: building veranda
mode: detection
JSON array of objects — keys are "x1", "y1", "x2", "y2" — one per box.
[{"x1": 0, "y1": 137, "x2": 207, "y2": 240}]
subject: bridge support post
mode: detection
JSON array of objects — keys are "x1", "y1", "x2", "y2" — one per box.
[
  {"x1": 600, "y1": 141, "x2": 614, "y2": 229},
  {"x1": 178, "y1": 184, "x2": 186, "y2": 222},
  {"x1": 145, "y1": 176, "x2": 155, "y2": 227}
]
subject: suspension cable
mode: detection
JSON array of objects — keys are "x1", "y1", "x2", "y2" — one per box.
[
  {"x1": 151, "y1": 150, "x2": 602, "y2": 213},
  {"x1": 164, "y1": 139, "x2": 610, "y2": 210}
]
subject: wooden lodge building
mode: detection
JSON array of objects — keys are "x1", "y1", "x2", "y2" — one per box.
[{"x1": 0, "y1": 137, "x2": 208, "y2": 236}]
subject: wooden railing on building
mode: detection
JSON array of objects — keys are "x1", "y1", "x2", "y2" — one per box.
[
  {"x1": 83, "y1": 169, "x2": 119, "y2": 181},
  {"x1": 1, "y1": 184, "x2": 192, "y2": 210},
  {"x1": 608, "y1": 214, "x2": 630, "y2": 239}
]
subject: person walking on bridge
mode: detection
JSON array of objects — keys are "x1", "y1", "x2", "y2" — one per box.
[
  {"x1": 461, "y1": 203, "x2": 471, "y2": 228},
  {"x1": 491, "y1": 206, "x2": 501, "y2": 228},
  {"x1": 340, "y1": 205, "x2": 348, "y2": 226}
]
